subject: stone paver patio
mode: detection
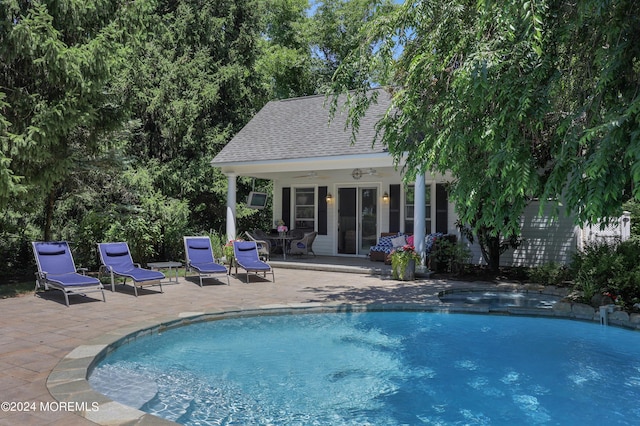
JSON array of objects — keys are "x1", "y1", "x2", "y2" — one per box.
[{"x1": 0, "y1": 263, "x2": 608, "y2": 425}]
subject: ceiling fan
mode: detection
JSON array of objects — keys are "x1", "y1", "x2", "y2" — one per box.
[{"x1": 366, "y1": 168, "x2": 386, "y2": 177}]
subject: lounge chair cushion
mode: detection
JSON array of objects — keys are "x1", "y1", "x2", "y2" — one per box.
[
  {"x1": 46, "y1": 272, "x2": 102, "y2": 287},
  {"x1": 32, "y1": 241, "x2": 105, "y2": 306},
  {"x1": 190, "y1": 262, "x2": 227, "y2": 274},
  {"x1": 234, "y1": 242, "x2": 272, "y2": 271},
  {"x1": 99, "y1": 242, "x2": 165, "y2": 283}
]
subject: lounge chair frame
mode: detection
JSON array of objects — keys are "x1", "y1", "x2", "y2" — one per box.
[
  {"x1": 32, "y1": 241, "x2": 105, "y2": 307},
  {"x1": 98, "y1": 242, "x2": 164, "y2": 297},
  {"x1": 233, "y1": 241, "x2": 275, "y2": 283},
  {"x1": 183, "y1": 236, "x2": 229, "y2": 286}
]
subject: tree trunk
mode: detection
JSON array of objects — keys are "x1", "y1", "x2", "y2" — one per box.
[
  {"x1": 478, "y1": 228, "x2": 501, "y2": 272},
  {"x1": 43, "y1": 190, "x2": 56, "y2": 241},
  {"x1": 486, "y1": 236, "x2": 501, "y2": 272}
]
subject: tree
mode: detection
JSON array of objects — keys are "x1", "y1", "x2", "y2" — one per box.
[
  {"x1": 332, "y1": 0, "x2": 554, "y2": 270},
  {"x1": 542, "y1": 0, "x2": 640, "y2": 225},
  {"x1": 0, "y1": 0, "x2": 150, "y2": 239},
  {"x1": 310, "y1": 0, "x2": 397, "y2": 89},
  {"x1": 255, "y1": 0, "x2": 398, "y2": 99},
  {"x1": 256, "y1": 0, "x2": 317, "y2": 99},
  {"x1": 332, "y1": 0, "x2": 640, "y2": 270},
  {"x1": 119, "y1": 0, "x2": 268, "y2": 234}
]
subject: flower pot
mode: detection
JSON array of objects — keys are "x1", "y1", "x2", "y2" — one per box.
[{"x1": 393, "y1": 259, "x2": 415, "y2": 281}]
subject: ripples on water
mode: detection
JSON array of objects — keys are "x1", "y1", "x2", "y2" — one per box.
[{"x1": 89, "y1": 312, "x2": 640, "y2": 425}]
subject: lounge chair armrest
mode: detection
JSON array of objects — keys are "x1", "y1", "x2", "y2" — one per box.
[
  {"x1": 254, "y1": 239, "x2": 270, "y2": 250},
  {"x1": 99, "y1": 265, "x2": 112, "y2": 273},
  {"x1": 78, "y1": 267, "x2": 88, "y2": 275}
]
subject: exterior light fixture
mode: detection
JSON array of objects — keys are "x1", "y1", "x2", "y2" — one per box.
[
  {"x1": 326, "y1": 193, "x2": 333, "y2": 203},
  {"x1": 383, "y1": 192, "x2": 389, "y2": 202}
]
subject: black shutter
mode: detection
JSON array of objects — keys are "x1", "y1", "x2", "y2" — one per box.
[
  {"x1": 389, "y1": 184, "x2": 401, "y2": 233},
  {"x1": 436, "y1": 184, "x2": 448, "y2": 233},
  {"x1": 282, "y1": 187, "x2": 291, "y2": 230},
  {"x1": 318, "y1": 186, "x2": 328, "y2": 235}
]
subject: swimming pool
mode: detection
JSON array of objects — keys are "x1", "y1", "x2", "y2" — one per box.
[
  {"x1": 89, "y1": 312, "x2": 640, "y2": 425},
  {"x1": 438, "y1": 289, "x2": 564, "y2": 309}
]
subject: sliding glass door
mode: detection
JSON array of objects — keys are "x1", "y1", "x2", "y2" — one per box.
[{"x1": 337, "y1": 187, "x2": 377, "y2": 255}]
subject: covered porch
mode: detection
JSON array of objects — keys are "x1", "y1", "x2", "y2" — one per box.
[
  {"x1": 268, "y1": 253, "x2": 393, "y2": 276},
  {"x1": 211, "y1": 91, "x2": 451, "y2": 266}
]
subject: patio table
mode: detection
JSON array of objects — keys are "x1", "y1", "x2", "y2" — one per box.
[
  {"x1": 147, "y1": 261, "x2": 182, "y2": 284},
  {"x1": 277, "y1": 236, "x2": 295, "y2": 260}
]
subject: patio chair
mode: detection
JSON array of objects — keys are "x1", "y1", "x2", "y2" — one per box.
[
  {"x1": 183, "y1": 236, "x2": 229, "y2": 286},
  {"x1": 98, "y1": 242, "x2": 165, "y2": 296},
  {"x1": 289, "y1": 232, "x2": 317, "y2": 257},
  {"x1": 252, "y1": 229, "x2": 281, "y2": 255},
  {"x1": 232, "y1": 241, "x2": 275, "y2": 283},
  {"x1": 32, "y1": 241, "x2": 105, "y2": 307},
  {"x1": 244, "y1": 231, "x2": 271, "y2": 261}
]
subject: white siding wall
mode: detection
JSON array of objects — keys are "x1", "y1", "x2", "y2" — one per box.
[
  {"x1": 463, "y1": 203, "x2": 633, "y2": 268},
  {"x1": 465, "y1": 202, "x2": 579, "y2": 267}
]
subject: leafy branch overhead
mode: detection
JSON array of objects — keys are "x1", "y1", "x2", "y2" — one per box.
[{"x1": 331, "y1": 0, "x2": 640, "y2": 269}]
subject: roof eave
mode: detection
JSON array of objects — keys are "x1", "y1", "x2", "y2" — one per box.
[{"x1": 212, "y1": 152, "x2": 397, "y2": 175}]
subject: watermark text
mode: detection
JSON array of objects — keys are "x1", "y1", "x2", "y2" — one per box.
[{"x1": 1, "y1": 401, "x2": 99, "y2": 412}]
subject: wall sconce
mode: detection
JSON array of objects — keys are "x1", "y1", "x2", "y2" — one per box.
[
  {"x1": 326, "y1": 193, "x2": 333, "y2": 203},
  {"x1": 382, "y1": 192, "x2": 389, "y2": 202}
]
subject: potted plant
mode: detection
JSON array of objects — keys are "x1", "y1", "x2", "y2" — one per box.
[
  {"x1": 276, "y1": 219, "x2": 288, "y2": 236},
  {"x1": 222, "y1": 240, "x2": 235, "y2": 266},
  {"x1": 391, "y1": 244, "x2": 420, "y2": 280}
]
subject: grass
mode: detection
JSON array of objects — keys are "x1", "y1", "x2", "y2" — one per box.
[
  {"x1": 0, "y1": 268, "x2": 200, "y2": 300},
  {"x1": 0, "y1": 280, "x2": 34, "y2": 299}
]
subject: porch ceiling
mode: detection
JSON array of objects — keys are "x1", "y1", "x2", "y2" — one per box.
[{"x1": 218, "y1": 153, "x2": 399, "y2": 180}]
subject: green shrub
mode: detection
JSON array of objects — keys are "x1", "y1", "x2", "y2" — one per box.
[
  {"x1": 430, "y1": 239, "x2": 471, "y2": 273},
  {"x1": 528, "y1": 262, "x2": 571, "y2": 286},
  {"x1": 205, "y1": 231, "x2": 227, "y2": 260},
  {"x1": 570, "y1": 239, "x2": 640, "y2": 308}
]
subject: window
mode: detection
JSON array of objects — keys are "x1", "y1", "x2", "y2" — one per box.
[
  {"x1": 294, "y1": 187, "x2": 315, "y2": 231},
  {"x1": 405, "y1": 185, "x2": 431, "y2": 234}
]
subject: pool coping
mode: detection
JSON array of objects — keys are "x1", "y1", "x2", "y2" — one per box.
[{"x1": 48, "y1": 298, "x2": 640, "y2": 425}]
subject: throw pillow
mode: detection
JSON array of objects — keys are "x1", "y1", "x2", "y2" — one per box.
[
  {"x1": 378, "y1": 236, "x2": 393, "y2": 248},
  {"x1": 391, "y1": 235, "x2": 406, "y2": 248}
]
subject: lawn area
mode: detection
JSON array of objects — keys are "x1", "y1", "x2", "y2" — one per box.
[{"x1": 0, "y1": 280, "x2": 34, "y2": 298}]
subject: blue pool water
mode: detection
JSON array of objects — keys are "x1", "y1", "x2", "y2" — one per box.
[
  {"x1": 89, "y1": 312, "x2": 640, "y2": 425},
  {"x1": 438, "y1": 290, "x2": 563, "y2": 309}
]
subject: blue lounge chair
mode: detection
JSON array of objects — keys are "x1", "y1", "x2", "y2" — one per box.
[
  {"x1": 183, "y1": 236, "x2": 229, "y2": 286},
  {"x1": 32, "y1": 241, "x2": 105, "y2": 307},
  {"x1": 233, "y1": 241, "x2": 275, "y2": 283},
  {"x1": 98, "y1": 242, "x2": 165, "y2": 296}
]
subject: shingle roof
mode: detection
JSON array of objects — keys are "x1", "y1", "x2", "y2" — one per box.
[{"x1": 211, "y1": 89, "x2": 391, "y2": 164}]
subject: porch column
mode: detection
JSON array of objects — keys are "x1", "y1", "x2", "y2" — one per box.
[
  {"x1": 226, "y1": 173, "x2": 237, "y2": 242},
  {"x1": 414, "y1": 172, "x2": 427, "y2": 266}
]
